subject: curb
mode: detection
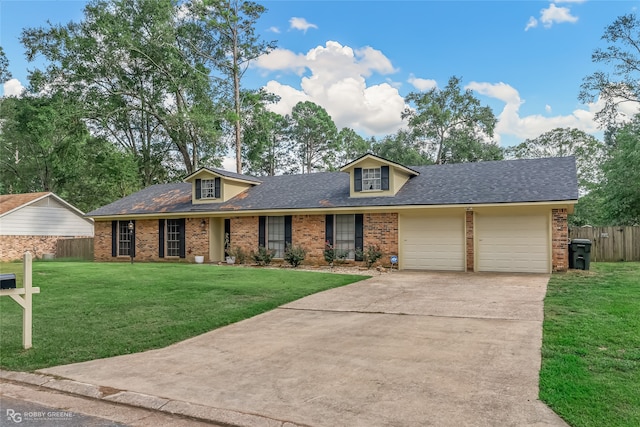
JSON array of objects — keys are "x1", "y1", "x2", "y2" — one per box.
[{"x1": 0, "y1": 369, "x2": 308, "y2": 427}]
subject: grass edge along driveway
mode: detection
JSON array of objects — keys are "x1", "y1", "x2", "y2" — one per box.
[
  {"x1": 540, "y1": 262, "x2": 640, "y2": 427},
  {"x1": 0, "y1": 262, "x2": 367, "y2": 372}
]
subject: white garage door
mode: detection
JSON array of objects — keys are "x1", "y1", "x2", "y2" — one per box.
[
  {"x1": 401, "y1": 214, "x2": 465, "y2": 271},
  {"x1": 476, "y1": 214, "x2": 549, "y2": 273}
]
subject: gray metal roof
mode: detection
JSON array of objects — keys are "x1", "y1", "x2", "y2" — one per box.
[{"x1": 86, "y1": 157, "x2": 578, "y2": 217}]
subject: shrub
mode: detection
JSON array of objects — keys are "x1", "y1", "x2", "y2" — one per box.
[
  {"x1": 356, "y1": 245, "x2": 383, "y2": 269},
  {"x1": 334, "y1": 249, "x2": 350, "y2": 265},
  {"x1": 323, "y1": 242, "x2": 336, "y2": 265},
  {"x1": 284, "y1": 244, "x2": 307, "y2": 267},
  {"x1": 252, "y1": 246, "x2": 276, "y2": 266},
  {"x1": 324, "y1": 242, "x2": 351, "y2": 266},
  {"x1": 228, "y1": 246, "x2": 247, "y2": 264}
]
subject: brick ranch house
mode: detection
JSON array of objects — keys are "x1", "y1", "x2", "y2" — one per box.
[
  {"x1": 87, "y1": 154, "x2": 578, "y2": 273},
  {"x1": 0, "y1": 192, "x2": 94, "y2": 261}
]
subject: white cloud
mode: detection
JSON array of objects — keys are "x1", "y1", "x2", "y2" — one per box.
[
  {"x1": 289, "y1": 17, "x2": 318, "y2": 33},
  {"x1": 545, "y1": 104, "x2": 552, "y2": 113},
  {"x1": 3, "y1": 79, "x2": 25, "y2": 97},
  {"x1": 525, "y1": 16, "x2": 538, "y2": 31},
  {"x1": 222, "y1": 156, "x2": 236, "y2": 172},
  {"x1": 254, "y1": 48, "x2": 307, "y2": 75},
  {"x1": 408, "y1": 74, "x2": 438, "y2": 91},
  {"x1": 256, "y1": 41, "x2": 404, "y2": 136},
  {"x1": 526, "y1": 2, "x2": 579, "y2": 31},
  {"x1": 540, "y1": 3, "x2": 578, "y2": 28},
  {"x1": 467, "y1": 81, "x2": 604, "y2": 142},
  {"x1": 267, "y1": 26, "x2": 281, "y2": 34}
]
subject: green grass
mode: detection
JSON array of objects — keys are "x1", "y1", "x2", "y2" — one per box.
[
  {"x1": 0, "y1": 262, "x2": 367, "y2": 371},
  {"x1": 540, "y1": 262, "x2": 640, "y2": 427}
]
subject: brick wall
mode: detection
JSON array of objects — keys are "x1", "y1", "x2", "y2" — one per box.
[
  {"x1": 94, "y1": 218, "x2": 210, "y2": 263},
  {"x1": 552, "y1": 208, "x2": 569, "y2": 272},
  {"x1": 229, "y1": 216, "x2": 259, "y2": 256},
  {"x1": 227, "y1": 213, "x2": 398, "y2": 266},
  {"x1": 363, "y1": 212, "x2": 398, "y2": 266},
  {"x1": 292, "y1": 215, "x2": 325, "y2": 263},
  {"x1": 0, "y1": 235, "x2": 70, "y2": 261},
  {"x1": 465, "y1": 210, "x2": 474, "y2": 272}
]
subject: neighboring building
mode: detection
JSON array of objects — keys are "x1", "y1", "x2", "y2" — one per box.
[
  {"x1": 0, "y1": 192, "x2": 95, "y2": 261},
  {"x1": 87, "y1": 154, "x2": 578, "y2": 273}
]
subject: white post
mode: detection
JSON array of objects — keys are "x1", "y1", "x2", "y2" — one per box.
[
  {"x1": 1, "y1": 251, "x2": 40, "y2": 350},
  {"x1": 23, "y1": 251, "x2": 33, "y2": 349}
]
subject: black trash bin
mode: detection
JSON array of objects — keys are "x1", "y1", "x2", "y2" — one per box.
[{"x1": 569, "y1": 239, "x2": 592, "y2": 270}]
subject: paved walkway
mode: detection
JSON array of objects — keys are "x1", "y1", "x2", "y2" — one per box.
[{"x1": 18, "y1": 272, "x2": 566, "y2": 426}]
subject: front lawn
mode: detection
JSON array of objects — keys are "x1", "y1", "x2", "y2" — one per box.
[
  {"x1": 540, "y1": 262, "x2": 640, "y2": 427},
  {"x1": 0, "y1": 262, "x2": 367, "y2": 371}
]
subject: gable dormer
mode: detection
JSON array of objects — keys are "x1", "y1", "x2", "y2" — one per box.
[
  {"x1": 184, "y1": 168, "x2": 261, "y2": 204},
  {"x1": 340, "y1": 154, "x2": 419, "y2": 198}
]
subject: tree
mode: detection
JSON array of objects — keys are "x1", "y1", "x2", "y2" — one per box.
[
  {"x1": 598, "y1": 116, "x2": 640, "y2": 225},
  {"x1": 190, "y1": 0, "x2": 276, "y2": 173},
  {"x1": 334, "y1": 128, "x2": 371, "y2": 167},
  {"x1": 288, "y1": 102, "x2": 339, "y2": 174},
  {"x1": 506, "y1": 128, "x2": 606, "y2": 194},
  {"x1": 371, "y1": 130, "x2": 432, "y2": 166},
  {"x1": 242, "y1": 106, "x2": 289, "y2": 176},
  {"x1": 0, "y1": 94, "x2": 139, "y2": 211},
  {"x1": 21, "y1": 0, "x2": 225, "y2": 185},
  {"x1": 580, "y1": 13, "x2": 640, "y2": 127},
  {"x1": 402, "y1": 76, "x2": 497, "y2": 164},
  {"x1": 0, "y1": 46, "x2": 11, "y2": 83}
]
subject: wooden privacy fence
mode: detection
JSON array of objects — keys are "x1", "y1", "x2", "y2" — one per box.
[
  {"x1": 56, "y1": 238, "x2": 94, "y2": 260},
  {"x1": 569, "y1": 226, "x2": 640, "y2": 262}
]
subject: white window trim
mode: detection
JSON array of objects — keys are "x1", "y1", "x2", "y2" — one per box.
[
  {"x1": 117, "y1": 221, "x2": 132, "y2": 257},
  {"x1": 201, "y1": 179, "x2": 217, "y2": 199},
  {"x1": 335, "y1": 214, "x2": 356, "y2": 260},
  {"x1": 165, "y1": 219, "x2": 181, "y2": 258},
  {"x1": 361, "y1": 168, "x2": 381, "y2": 191},
  {"x1": 267, "y1": 216, "x2": 285, "y2": 258}
]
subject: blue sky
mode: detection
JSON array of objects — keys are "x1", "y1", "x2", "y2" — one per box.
[{"x1": 1, "y1": 0, "x2": 638, "y2": 148}]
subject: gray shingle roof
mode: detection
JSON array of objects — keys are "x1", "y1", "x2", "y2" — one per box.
[
  {"x1": 86, "y1": 157, "x2": 578, "y2": 217},
  {"x1": 187, "y1": 167, "x2": 263, "y2": 183}
]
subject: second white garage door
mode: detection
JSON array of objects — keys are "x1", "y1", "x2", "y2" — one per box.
[
  {"x1": 401, "y1": 214, "x2": 465, "y2": 271},
  {"x1": 476, "y1": 214, "x2": 550, "y2": 273}
]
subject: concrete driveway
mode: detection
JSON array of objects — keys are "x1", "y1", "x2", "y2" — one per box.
[{"x1": 40, "y1": 271, "x2": 567, "y2": 427}]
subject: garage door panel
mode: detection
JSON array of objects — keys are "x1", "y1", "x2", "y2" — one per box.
[
  {"x1": 402, "y1": 215, "x2": 464, "y2": 271},
  {"x1": 477, "y1": 214, "x2": 549, "y2": 273}
]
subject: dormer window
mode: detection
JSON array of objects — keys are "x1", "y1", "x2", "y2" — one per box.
[
  {"x1": 362, "y1": 168, "x2": 381, "y2": 191},
  {"x1": 195, "y1": 177, "x2": 220, "y2": 200},
  {"x1": 354, "y1": 165, "x2": 389, "y2": 192},
  {"x1": 201, "y1": 179, "x2": 217, "y2": 199}
]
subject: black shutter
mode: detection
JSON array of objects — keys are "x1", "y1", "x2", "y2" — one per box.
[
  {"x1": 381, "y1": 166, "x2": 390, "y2": 190},
  {"x1": 224, "y1": 218, "x2": 231, "y2": 257},
  {"x1": 111, "y1": 221, "x2": 117, "y2": 257},
  {"x1": 284, "y1": 215, "x2": 292, "y2": 247},
  {"x1": 195, "y1": 179, "x2": 202, "y2": 200},
  {"x1": 179, "y1": 218, "x2": 186, "y2": 258},
  {"x1": 214, "y1": 177, "x2": 221, "y2": 198},
  {"x1": 130, "y1": 220, "x2": 136, "y2": 258},
  {"x1": 158, "y1": 219, "x2": 165, "y2": 258},
  {"x1": 354, "y1": 168, "x2": 362, "y2": 192},
  {"x1": 325, "y1": 214, "x2": 334, "y2": 246},
  {"x1": 258, "y1": 216, "x2": 266, "y2": 247},
  {"x1": 355, "y1": 214, "x2": 364, "y2": 261}
]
